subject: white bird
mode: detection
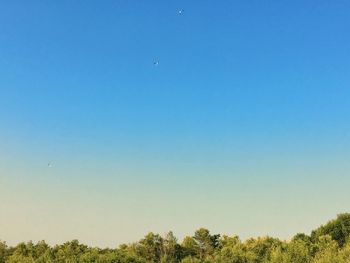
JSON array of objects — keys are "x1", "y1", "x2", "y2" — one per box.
[{"x1": 178, "y1": 9, "x2": 184, "y2": 15}]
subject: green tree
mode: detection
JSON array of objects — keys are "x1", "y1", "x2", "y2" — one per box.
[
  {"x1": 182, "y1": 236, "x2": 198, "y2": 258},
  {"x1": 285, "y1": 239, "x2": 312, "y2": 263},
  {"x1": 312, "y1": 235, "x2": 339, "y2": 263},
  {"x1": 180, "y1": 256, "x2": 201, "y2": 263},
  {"x1": 132, "y1": 232, "x2": 163, "y2": 262},
  {"x1": 0, "y1": 241, "x2": 7, "y2": 263},
  {"x1": 214, "y1": 235, "x2": 247, "y2": 263},
  {"x1": 162, "y1": 231, "x2": 181, "y2": 263},
  {"x1": 6, "y1": 242, "x2": 36, "y2": 263},
  {"x1": 311, "y1": 213, "x2": 350, "y2": 247},
  {"x1": 243, "y1": 236, "x2": 281, "y2": 263},
  {"x1": 51, "y1": 239, "x2": 88, "y2": 263},
  {"x1": 193, "y1": 228, "x2": 218, "y2": 260}
]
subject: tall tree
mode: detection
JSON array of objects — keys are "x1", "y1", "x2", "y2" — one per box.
[
  {"x1": 162, "y1": 231, "x2": 181, "y2": 263},
  {"x1": 311, "y1": 213, "x2": 350, "y2": 247},
  {"x1": 0, "y1": 241, "x2": 7, "y2": 263},
  {"x1": 193, "y1": 228, "x2": 218, "y2": 260}
]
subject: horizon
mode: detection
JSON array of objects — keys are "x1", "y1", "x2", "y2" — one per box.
[
  {"x1": 1, "y1": 1, "x2": 350, "y2": 248},
  {"x1": 1, "y1": 213, "x2": 348, "y2": 248}
]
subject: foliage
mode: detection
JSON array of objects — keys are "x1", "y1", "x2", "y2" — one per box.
[
  {"x1": 2, "y1": 214, "x2": 350, "y2": 262},
  {"x1": 311, "y1": 213, "x2": 350, "y2": 247}
]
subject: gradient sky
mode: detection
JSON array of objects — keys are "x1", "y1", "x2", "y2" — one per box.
[{"x1": 1, "y1": 0, "x2": 350, "y2": 248}]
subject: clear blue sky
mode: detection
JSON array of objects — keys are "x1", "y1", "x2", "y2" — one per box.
[{"x1": 1, "y1": 0, "x2": 350, "y2": 247}]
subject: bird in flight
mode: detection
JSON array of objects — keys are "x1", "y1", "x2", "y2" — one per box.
[
  {"x1": 153, "y1": 61, "x2": 159, "y2": 66},
  {"x1": 178, "y1": 9, "x2": 184, "y2": 15},
  {"x1": 48, "y1": 162, "x2": 53, "y2": 168}
]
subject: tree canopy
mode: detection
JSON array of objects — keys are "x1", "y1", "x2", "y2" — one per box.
[{"x1": 2, "y1": 213, "x2": 350, "y2": 263}]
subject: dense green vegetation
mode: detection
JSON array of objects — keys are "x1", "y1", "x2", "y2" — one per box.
[{"x1": 1, "y1": 213, "x2": 350, "y2": 263}]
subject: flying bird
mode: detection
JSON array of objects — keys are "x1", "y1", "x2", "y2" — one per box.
[
  {"x1": 178, "y1": 9, "x2": 184, "y2": 15},
  {"x1": 153, "y1": 61, "x2": 159, "y2": 66}
]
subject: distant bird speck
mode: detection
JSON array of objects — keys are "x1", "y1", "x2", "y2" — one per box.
[
  {"x1": 178, "y1": 9, "x2": 184, "y2": 15},
  {"x1": 48, "y1": 162, "x2": 52, "y2": 168},
  {"x1": 153, "y1": 61, "x2": 159, "y2": 66}
]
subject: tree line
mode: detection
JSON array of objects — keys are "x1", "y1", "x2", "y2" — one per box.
[{"x1": 1, "y1": 213, "x2": 350, "y2": 263}]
